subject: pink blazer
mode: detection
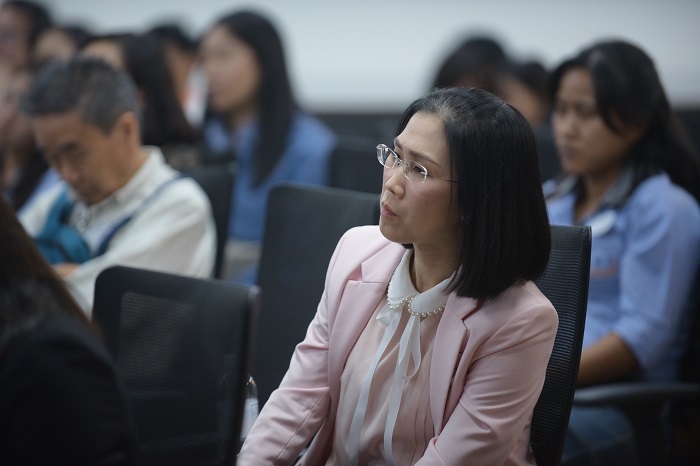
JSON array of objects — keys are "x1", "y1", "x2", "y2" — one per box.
[{"x1": 239, "y1": 226, "x2": 558, "y2": 465}]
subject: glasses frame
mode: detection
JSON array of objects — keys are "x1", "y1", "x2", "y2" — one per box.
[{"x1": 376, "y1": 144, "x2": 458, "y2": 184}]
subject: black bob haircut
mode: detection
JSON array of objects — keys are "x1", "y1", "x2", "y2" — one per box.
[{"x1": 395, "y1": 87, "x2": 551, "y2": 299}]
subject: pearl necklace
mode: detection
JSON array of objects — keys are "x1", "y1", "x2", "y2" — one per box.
[{"x1": 388, "y1": 296, "x2": 445, "y2": 318}]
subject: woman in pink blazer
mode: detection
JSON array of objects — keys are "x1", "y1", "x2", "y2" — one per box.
[{"x1": 239, "y1": 87, "x2": 558, "y2": 465}]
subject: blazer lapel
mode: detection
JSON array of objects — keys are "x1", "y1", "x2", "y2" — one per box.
[
  {"x1": 327, "y1": 242, "x2": 404, "y2": 397},
  {"x1": 429, "y1": 293, "x2": 480, "y2": 430}
]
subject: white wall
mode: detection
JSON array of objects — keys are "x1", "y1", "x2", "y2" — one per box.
[{"x1": 50, "y1": 0, "x2": 700, "y2": 112}]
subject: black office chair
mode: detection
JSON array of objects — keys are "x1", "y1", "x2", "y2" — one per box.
[
  {"x1": 329, "y1": 136, "x2": 383, "y2": 194},
  {"x1": 530, "y1": 225, "x2": 592, "y2": 466},
  {"x1": 253, "y1": 183, "x2": 380, "y2": 407},
  {"x1": 185, "y1": 162, "x2": 236, "y2": 278},
  {"x1": 92, "y1": 265, "x2": 258, "y2": 466},
  {"x1": 573, "y1": 296, "x2": 700, "y2": 465}
]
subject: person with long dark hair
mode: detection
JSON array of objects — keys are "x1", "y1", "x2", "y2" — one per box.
[
  {"x1": 199, "y1": 10, "x2": 336, "y2": 283},
  {"x1": 0, "y1": 197, "x2": 134, "y2": 464},
  {"x1": 545, "y1": 39, "x2": 700, "y2": 465},
  {"x1": 238, "y1": 87, "x2": 557, "y2": 464}
]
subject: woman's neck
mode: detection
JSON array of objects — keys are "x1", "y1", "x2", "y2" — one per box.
[
  {"x1": 226, "y1": 104, "x2": 258, "y2": 132},
  {"x1": 409, "y1": 246, "x2": 459, "y2": 293},
  {"x1": 575, "y1": 165, "x2": 624, "y2": 222}
]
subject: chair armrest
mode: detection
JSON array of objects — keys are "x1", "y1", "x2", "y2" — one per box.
[{"x1": 573, "y1": 382, "x2": 699, "y2": 406}]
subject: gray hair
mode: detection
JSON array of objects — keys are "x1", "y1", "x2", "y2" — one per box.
[{"x1": 22, "y1": 56, "x2": 141, "y2": 134}]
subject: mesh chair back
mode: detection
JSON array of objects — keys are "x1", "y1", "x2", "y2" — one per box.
[
  {"x1": 186, "y1": 162, "x2": 236, "y2": 278},
  {"x1": 93, "y1": 266, "x2": 258, "y2": 466},
  {"x1": 531, "y1": 225, "x2": 591, "y2": 466},
  {"x1": 254, "y1": 183, "x2": 380, "y2": 406}
]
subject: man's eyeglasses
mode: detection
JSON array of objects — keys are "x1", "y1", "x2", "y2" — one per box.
[{"x1": 376, "y1": 144, "x2": 458, "y2": 184}]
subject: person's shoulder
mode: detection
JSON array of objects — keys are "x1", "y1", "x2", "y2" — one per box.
[
  {"x1": 9, "y1": 314, "x2": 111, "y2": 365},
  {"x1": 289, "y1": 111, "x2": 337, "y2": 152},
  {"x1": 482, "y1": 281, "x2": 557, "y2": 326},
  {"x1": 627, "y1": 173, "x2": 700, "y2": 224},
  {"x1": 0, "y1": 313, "x2": 117, "y2": 395},
  {"x1": 333, "y1": 226, "x2": 396, "y2": 264},
  {"x1": 18, "y1": 181, "x2": 67, "y2": 233},
  {"x1": 147, "y1": 151, "x2": 212, "y2": 210}
]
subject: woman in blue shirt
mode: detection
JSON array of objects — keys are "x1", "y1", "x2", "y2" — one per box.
[
  {"x1": 199, "y1": 10, "x2": 336, "y2": 283},
  {"x1": 546, "y1": 40, "x2": 700, "y2": 465}
]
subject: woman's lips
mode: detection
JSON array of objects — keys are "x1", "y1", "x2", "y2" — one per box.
[{"x1": 380, "y1": 203, "x2": 397, "y2": 217}]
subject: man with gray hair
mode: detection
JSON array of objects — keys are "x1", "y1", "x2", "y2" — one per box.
[{"x1": 19, "y1": 56, "x2": 216, "y2": 313}]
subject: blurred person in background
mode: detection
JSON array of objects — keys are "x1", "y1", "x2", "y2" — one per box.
[
  {"x1": 432, "y1": 35, "x2": 551, "y2": 129},
  {"x1": 199, "y1": 9, "x2": 336, "y2": 284},
  {"x1": 147, "y1": 22, "x2": 207, "y2": 130},
  {"x1": 0, "y1": 66, "x2": 58, "y2": 213},
  {"x1": 19, "y1": 57, "x2": 215, "y2": 312},
  {"x1": 32, "y1": 23, "x2": 92, "y2": 66},
  {"x1": 432, "y1": 35, "x2": 556, "y2": 179},
  {"x1": 81, "y1": 32, "x2": 202, "y2": 169},
  {"x1": 499, "y1": 60, "x2": 551, "y2": 131},
  {"x1": 0, "y1": 0, "x2": 50, "y2": 86},
  {"x1": 546, "y1": 39, "x2": 700, "y2": 465}
]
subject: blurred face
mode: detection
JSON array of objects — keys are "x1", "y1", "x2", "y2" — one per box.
[
  {"x1": 33, "y1": 111, "x2": 129, "y2": 205},
  {"x1": 500, "y1": 76, "x2": 545, "y2": 128},
  {"x1": 81, "y1": 39, "x2": 126, "y2": 71},
  {"x1": 0, "y1": 6, "x2": 30, "y2": 69},
  {"x1": 379, "y1": 112, "x2": 461, "y2": 254},
  {"x1": 199, "y1": 25, "x2": 260, "y2": 115},
  {"x1": 552, "y1": 68, "x2": 640, "y2": 179},
  {"x1": 0, "y1": 69, "x2": 32, "y2": 149},
  {"x1": 33, "y1": 28, "x2": 77, "y2": 65}
]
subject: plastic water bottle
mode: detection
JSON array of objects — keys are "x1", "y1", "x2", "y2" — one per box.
[{"x1": 240, "y1": 375, "x2": 259, "y2": 442}]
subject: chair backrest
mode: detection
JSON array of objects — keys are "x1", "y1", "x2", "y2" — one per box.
[
  {"x1": 530, "y1": 225, "x2": 592, "y2": 466},
  {"x1": 185, "y1": 162, "x2": 236, "y2": 278},
  {"x1": 329, "y1": 136, "x2": 383, "y2": 194},
  {"x1": 253, "y1": 183, "x2": 380, "y2": 406},
  {"x1": 92, "y1": 265, "x2": 258, "y2": 466}
]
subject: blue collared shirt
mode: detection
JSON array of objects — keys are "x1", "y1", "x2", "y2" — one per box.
[
  {"x1": 547, "y1": 171, "x2": 700, "y2": 381},
  {"x1": 204, "y1": 111, "x2": 336, "y2": 241}
]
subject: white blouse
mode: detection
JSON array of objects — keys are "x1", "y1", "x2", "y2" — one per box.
[{"x1": 326, "y1": 250, "x2": 452, "y2": 465}]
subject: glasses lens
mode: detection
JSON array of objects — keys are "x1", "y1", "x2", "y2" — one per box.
[
  {"x1": 405, "y1": 162, "x2": 428, "y2": 183},
  {"x1": 377, "y1": 145, "x2": 394, "y2": 167}
]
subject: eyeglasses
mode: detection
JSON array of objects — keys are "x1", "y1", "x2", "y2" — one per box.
[{"x1": 376, "y1": 144, "x2": 458, "y2": 184}]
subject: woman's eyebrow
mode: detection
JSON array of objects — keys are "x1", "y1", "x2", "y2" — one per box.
[{"x1": 393, "y1": 138, "x2": 439, "y2": 166}]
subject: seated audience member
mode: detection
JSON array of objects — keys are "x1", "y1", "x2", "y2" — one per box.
[
  {"x1": 431, "y1": 35, "x2": 557, "y2": 180},
  {"x1": 0, "y1": 65, "x2": 58, "y2": 213},
  {"x1": 499, "y1": 60, "x2": 551, "y2": 131},
  {"x1": 19, "y1": 57, "x2": 216, "y2": 313},
  {"x1": 32, "y1": 23, "x2": 92, "y2": 66},
  {"x1": 0, "y1": 197, "x2": 134, "y2": 465},
  {"x1": 80, "y1": 32, "x2": 201, "y2": 169},
  {"x1": 432, "y1": 36, "x2": 551, "y2": 128},
  {"x1": 0, "y1": 0, "x2": 51, "y2": 85},
  {"x1": 238, "y1": 87, "x2": 557, "y2": 464},
  {"x1": 147, "y1": 22, "x2": 207, "y2": 130},
  {"x1": 545, "y1": 40, "x2": 700, "y2": 465},
  {"x1": 199, "y1": 10, "x2": 337, "y2": 283},
  {"x1": 432, "y1": 35, "x2": 509, "y2": 94}
]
